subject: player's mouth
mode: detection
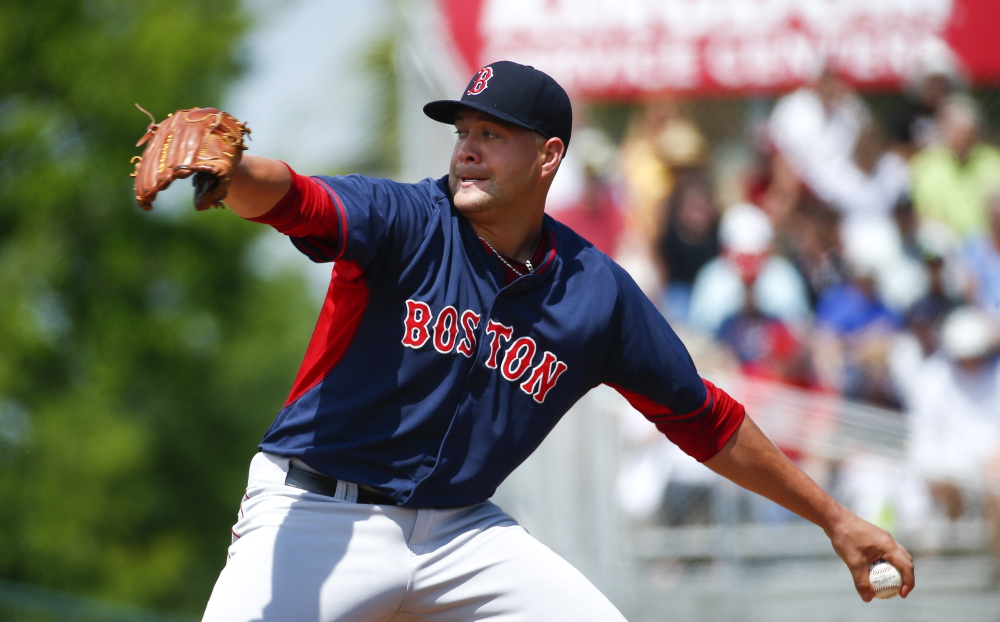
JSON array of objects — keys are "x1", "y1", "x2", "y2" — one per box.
[{"x1": 457, "y1": 177, "x2": 490, "y2": 192}]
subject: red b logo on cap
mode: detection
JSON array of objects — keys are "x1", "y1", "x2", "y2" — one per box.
[{"x1": 467, "y1": 66, "x2": 493, "y2": 95}]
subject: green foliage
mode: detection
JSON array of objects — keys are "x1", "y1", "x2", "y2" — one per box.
[
  {"x1": 0, "y1": 0, "x2": 318, "y2": 615},
  {"x1": 353, "y1": 33, "x2": 401, "y2": 177}
]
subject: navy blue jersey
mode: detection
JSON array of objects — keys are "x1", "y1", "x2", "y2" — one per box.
[{"x1": 252, "y1": 169, "x2": 744, "y2": 508}]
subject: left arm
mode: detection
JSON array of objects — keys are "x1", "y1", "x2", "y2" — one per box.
[{"x1": 704, "y1": 415, "x2": 915, "y2": 601}]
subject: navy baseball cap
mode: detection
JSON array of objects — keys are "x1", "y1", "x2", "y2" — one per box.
[{"x1": 424, "y1": 60, "x2": 573, "y2": 150}]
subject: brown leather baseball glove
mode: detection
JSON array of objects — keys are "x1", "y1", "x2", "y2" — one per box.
[{"x1": 130, "y1": 105, "x2": 251, "y2": 211}]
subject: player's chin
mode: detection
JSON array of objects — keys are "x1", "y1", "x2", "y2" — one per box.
[{"x1": 453, "y1": 188, "x2": 495, "y2": 214}]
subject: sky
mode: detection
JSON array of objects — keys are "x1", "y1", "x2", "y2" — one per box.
[{"x1": 226, "y1": 0, "x2": 394, "y2": 174}]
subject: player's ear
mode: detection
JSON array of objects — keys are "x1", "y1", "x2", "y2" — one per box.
[{"x1": 540, "y1": 136, "x2": 565, "y2": 176}]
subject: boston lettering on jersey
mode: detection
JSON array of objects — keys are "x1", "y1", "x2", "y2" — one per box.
[{"x1": 401, "y1": 299, "x2": 568, "y2": 403}]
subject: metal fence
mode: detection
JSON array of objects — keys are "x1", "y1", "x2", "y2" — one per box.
[{"x1": 495, "y1": 380, "x2": 1000, "y2": 622}]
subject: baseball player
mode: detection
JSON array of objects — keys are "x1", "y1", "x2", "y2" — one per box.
[{"x1": 133, "y1": 61, "x2": 914, "y2": 621}]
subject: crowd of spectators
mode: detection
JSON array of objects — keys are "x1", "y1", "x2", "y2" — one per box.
[{"x1": 548, "y1": 59, "x2": 1000, "y2": 570}]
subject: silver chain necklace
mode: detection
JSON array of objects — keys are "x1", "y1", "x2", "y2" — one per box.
[{"x1": 479, "y1": 237, "x2": 534, "y2": 275}]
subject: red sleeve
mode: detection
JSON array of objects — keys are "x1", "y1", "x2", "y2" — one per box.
[
  {"x1": 614, "y1": 378, "x2": 746, "y2": 462},
  {"x1": 249, "y1": 163, "x2": 342, "y2": 242}
]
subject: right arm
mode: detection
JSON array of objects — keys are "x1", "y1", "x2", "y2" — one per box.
[
  {"x1": 225, "y1": 154, "x2": 293, "y2": 219},
  {"x1": 705, "y1": 415, "x2": 915, "y2": 600}
]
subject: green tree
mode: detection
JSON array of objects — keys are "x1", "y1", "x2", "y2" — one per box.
[{"x1": 0, "y1": 0, "x2": 318, "y2": 614}]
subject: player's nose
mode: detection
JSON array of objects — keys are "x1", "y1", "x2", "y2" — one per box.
[{"x1": 456, "y1": 134, "x2": 482, "y2": 163}]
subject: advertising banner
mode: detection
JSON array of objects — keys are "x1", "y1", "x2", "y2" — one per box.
[{"x1": 439, "y1": 0, "x2": 1000, "y2": 98}]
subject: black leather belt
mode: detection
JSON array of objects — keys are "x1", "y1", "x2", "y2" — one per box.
[{"x1": 285, "y1": 463, "x2": 398, "y2": 505}]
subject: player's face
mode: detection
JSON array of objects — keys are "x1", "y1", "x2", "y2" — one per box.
[{"x1": 448, "y1": 111, "x2": 547, "y2": 217}]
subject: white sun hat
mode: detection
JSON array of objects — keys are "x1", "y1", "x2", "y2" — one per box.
[
  {"x1": 719, "y1": 203, "x2": 773, "y2": 254},
  {"x1": 940, "y1": 306, "x2": 999, "y2": 360}
]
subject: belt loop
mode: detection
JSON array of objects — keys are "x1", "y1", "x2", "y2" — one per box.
[{"x1": 336, "y1": 480, "x2": 359, "y2": 503}]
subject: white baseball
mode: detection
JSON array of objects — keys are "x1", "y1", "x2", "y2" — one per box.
[{"x1": 869, "y1": 560, "x2": 902, "y2": 599}]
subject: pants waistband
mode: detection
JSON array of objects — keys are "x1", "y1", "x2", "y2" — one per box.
[{"x1": 284, "y1": 462, "x2": 398, "y2": 506}]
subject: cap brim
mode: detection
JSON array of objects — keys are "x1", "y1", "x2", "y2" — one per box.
[{"x1": 423, "y1": 100, "x2": 541, "y2": 136}]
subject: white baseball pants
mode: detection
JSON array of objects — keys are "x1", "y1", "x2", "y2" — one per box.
[{"x1": 201, "y1": 452, "x2": 627, "y2": 622}]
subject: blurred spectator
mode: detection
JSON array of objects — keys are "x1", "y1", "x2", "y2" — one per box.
[
  {"x1": 836, "y1": 450, "x2": 934, "y2": 535},
  {"x1": 546, "y1": 125, "x2": 618, "y2": 215},
  {"x1": 616, "y1": 102, "x2": 710, "y2": 304},
  {"x1": 958, "y1": 189, "x2": 1000, "y2": 319},
  {"x1": 891, "y1": 39, "x2": 965, "y2": 159},
  {"x1": 615, "y1": 400, "x2": 723, "y2": 526},
  {"x1": 811, "y1": 243, "x2": 904, "y2": 408},
  {"x1": 688, "y1": 203, "x2": 811, "y2": 336},
  {"x1": 889, "y1": 217, "x2": 968, "y2": 399},
  {"x1": 909, "y1": 94, "x2": 1000, "y2": 239},
  {"x1": 770, "y1": 73, "x2": 912, "y2": 303},
  {"x1": 889, "y1": 200, "x2": 973, "y2": 308},
  {"x1": 655, "y1": 174, "x2": 721, "y2": 323},
  {"x1": 555, "y1": 163, "x2": 625, "y2": 258},
  {"x1": 784, "y1": 201, "x2": 849, "y2": 308},
  {"x1": 743, "y1": 121, "x2": 803, "y2": 236},
  {"x1": 891, "y1": 72, "x2": 952, "y2": 157},
  {"x1": 842, "y1": 205, "x2": 929, "y2": 315},
  {"x1": 889, "y1": 298, "x2": 952, "y2": 410},
  {"x1": 828, "y1": 122, "x2": 911, "y2": 249},
  {"x1": 618, "y1": 100, "x2": 708, "y2": 248},
  {"x1": 893, "y1": 195, "x2": 923, "y2": 259},
  {"x1": 554, "y1": 135, "x2": 625, "y2": 257},
  {"x1": 767, "y1": 65, "x2": 871, "y2": 228},
  {"x1": 906, "y1": 306, "x2": 1000, "y2": 569},
  {"x1": 716, "y1": 282, "x2": 814, "y2": 390}
]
